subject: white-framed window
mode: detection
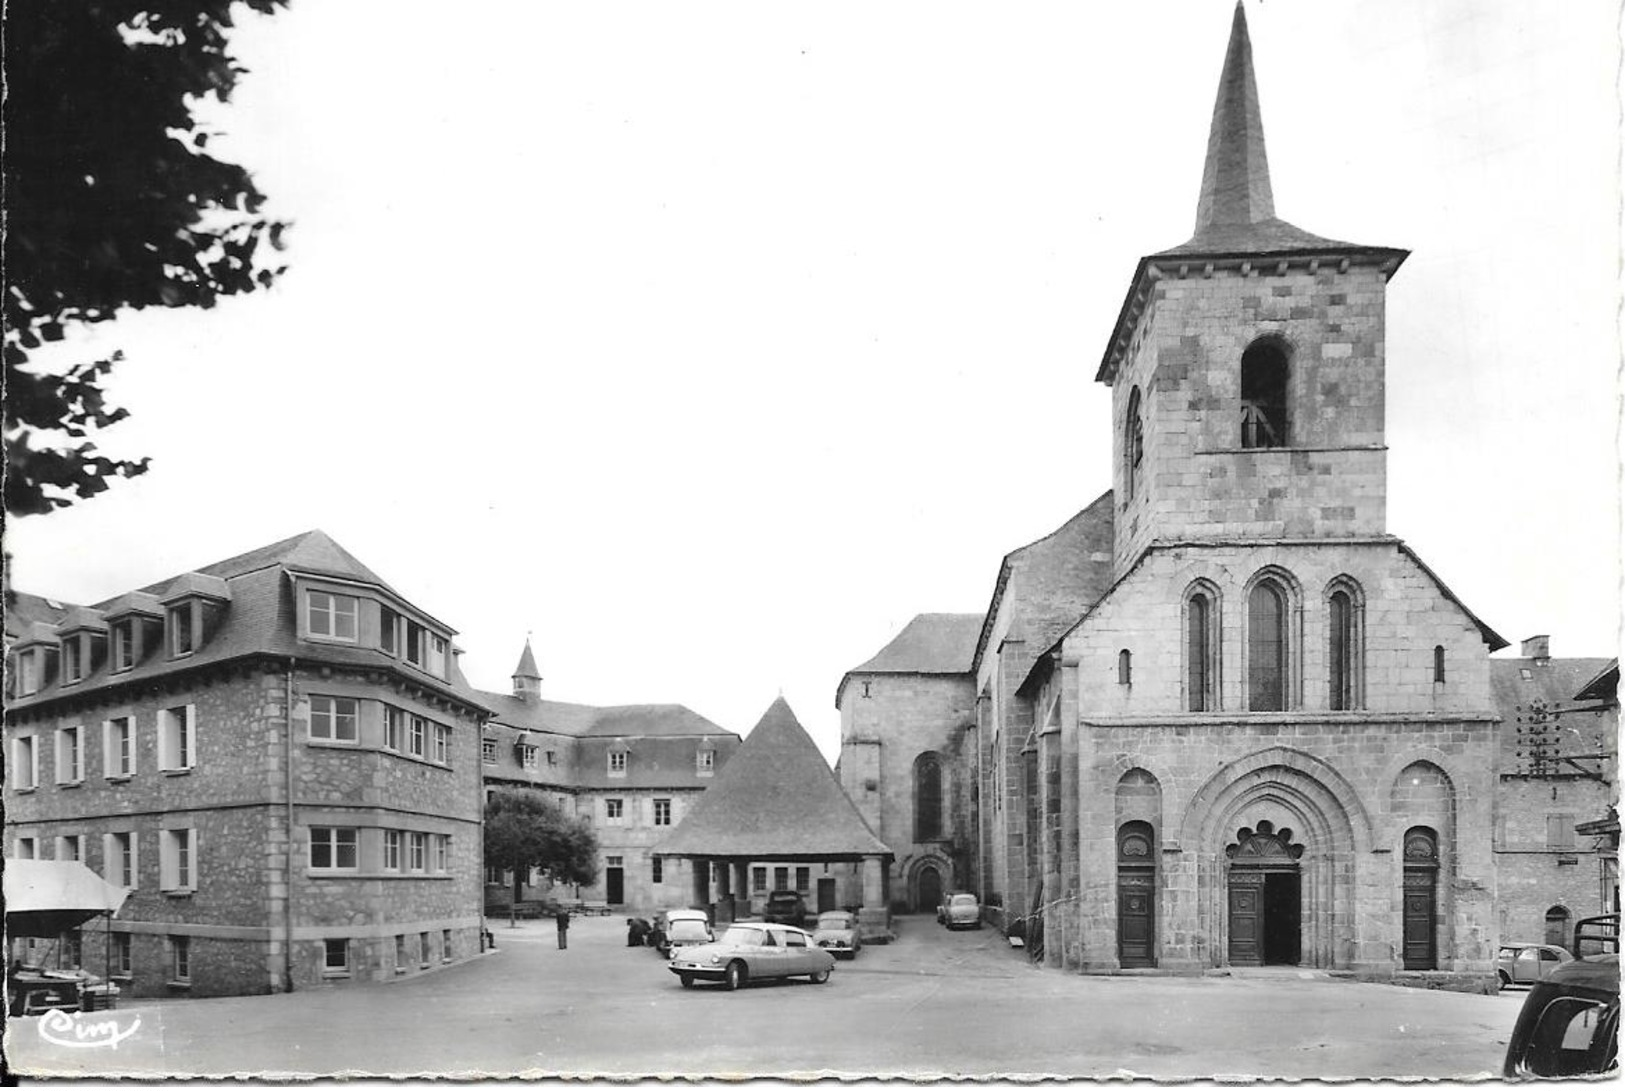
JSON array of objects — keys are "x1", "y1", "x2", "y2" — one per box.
[
  {"x1": 752, "y1": 866, "x2": 767, "y2": 893},
  {"x1": 608, "y1": 750, "x2": 627, "y2": 777},
  {"x1": 57, "y1": 834, "x2": 84, "y2": 862},
  {"x1": 170, "y1": 936, "x2": 191, "y2": 982},
  {"x1": 427, "y1": 635, "x2": 448, "y2": 679},
  {"x1": 55, "y1": 725, "x2": 83, "y2": 783},
  {"x1": 433, "y1": 834, "x2": 449, "y2": 872},
  {"x1": 161, "y1": 828, "x2": 197, "y2": 891},
  {"x1": 383, "y1": 705, "x2": 404, "y2": 751},
  {"x1": 15, "y1": 649, "x2": 41, "y2": 696},
  {"x1": 306, "y1": 590, "x2": 359, "y2": 642},
  {"x1": 158, "y1": 704, "x2": 196, "y2": 770},
  {"x1": 409, "y1": 832, "x2": 427, "y2": 872},
  {"x1": 654, "y1": 798, "x2": 672, "y2": 826},
  {"x1": 104, "y1": 831, "x2": 137, "y2": 887},
  {"x1": 419, "y1": 930, "x2": 432, "y2": 969},
  {"x1": 111, "y1": 933, "x2": 132, "y2": 976},
  {"x1": 520, "y1": 745, "x2": 538, "y2": 770},
  {"x1": 62, "y1": 637, "x2": 85, "y2": 685},
  {"x1": 324, "y1": 938, "x2": 350, "y2": 976},
  {"x1": 379, "y1": 605, "x2": 399, "y2": 655},
  {"x1": 384, "y1": 829, "x2": 403, "y2": 871},
  {"x1": 168, "y1": 603, "x2": 195, "y2": 657},
  {"x1": 309, "y1": 696, "x2": 359, "y2": 743},
  {"x1": 13, "y1": 735, "x2": 39, "y2": 790},
  {"x1": 15, "y1": 836, "x2": 38, "y2": 859},
  {"x1": 309, "y1": 827, "x2": 358, "y2": 871},
  {"x1": 605, "y1": 798, "x2": 624, "y2": 825},
  {"x1": 395, "y1": 934, "x2": 409, "y2": 973},
  {"x1": 441, "y1": 928, "x2": 453, "y2": 963},
  {"x1": 795, "y1": 866, "x2": 810, "y2": 892},
  {"x1": 408, "y1": 715, "x2": 427, "y2": 758},
  {"x1": 696, "y1": 749, "x2": 715, "y2": 775},
  {"x1": 405, "y1": 622, "x2": 426, "y2": 669},
  {"x1": 111, "y1": 619, "x2": 135, "y2": 672},
  {"x1": 481, "y1": 738, "x2": 498, "y2": 764},
  {"x1": 432, "y1": 723, "x2": 449, "y2": 764},
  {"x1": 104, "y1": 716, "x2": 135, "y2": 778}
]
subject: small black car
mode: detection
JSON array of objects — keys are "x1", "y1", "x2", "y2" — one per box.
[
  {"x1": 762, "y1": 889, "x2": 809, "y2": 926},
  {"x1": 1503, "y1": 913, "x2": 1619, "y2": 1078}
]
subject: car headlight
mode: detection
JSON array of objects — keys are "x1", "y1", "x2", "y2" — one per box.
[{"x1": 708, "y1": 955, "x2": 721, "y2": 966}]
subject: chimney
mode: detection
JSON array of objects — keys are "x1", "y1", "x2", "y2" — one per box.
[{"x1": 1520, "y1": 635, "x2": 1551, "y2": 661}]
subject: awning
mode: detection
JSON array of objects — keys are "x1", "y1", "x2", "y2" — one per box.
[{"x1": 4, "y1": 860, "x2": 132, "y2": 937}]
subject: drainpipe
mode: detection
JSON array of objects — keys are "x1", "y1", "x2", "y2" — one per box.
[{"x1": 285, "y1": 657, "x2": 297, "y2": 992}]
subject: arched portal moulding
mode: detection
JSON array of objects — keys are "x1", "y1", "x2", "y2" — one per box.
[{"x1": 1174, "y1": 747, "x2": 1375, "y2": 971}]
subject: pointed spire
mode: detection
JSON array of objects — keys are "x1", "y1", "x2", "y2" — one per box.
[
  {"x1": 511, "y1": 638, "x2": 542, "y2": 700},
  {"x1": 1193, "y1": 2, "x2": 1274, "y2": 235}
]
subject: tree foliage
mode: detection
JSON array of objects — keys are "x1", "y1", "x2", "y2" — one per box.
[
  {"x1": 4, "y1": 0, "x2": 289, "y2": 516},
  {"x1": 484, "y1": 790, "x2": 600, "y2": 907}
]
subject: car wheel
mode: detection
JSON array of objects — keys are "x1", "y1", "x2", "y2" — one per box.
[
  {"x1": 810, "y1": 968, "x2": 830, "y2": 984},
  {"x1": 1498, "y1": 971, "x2": 1511, "y2": 988},
  {"x1": 724, "y1": 961, "x2": 746, "y2": 991},
  {"x1": 679, "y1": 973, "x2": 694, "y2": 989}
]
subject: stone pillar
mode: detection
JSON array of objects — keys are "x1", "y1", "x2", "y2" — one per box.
[
  {"x1": 691, "y1": 858, "x2": 710, "y2": 910},
  {"x1": 857, "y1": 855, "x2": 890, "y2": 941}
]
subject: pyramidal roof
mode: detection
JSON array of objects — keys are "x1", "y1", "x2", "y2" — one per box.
[
  {"x1": 1096, "y1": 3, "x2": 1407, "y2": 383},
  {"x1": 653, "y1": 697, "x2": 892, "y2": 860},
  {"x1": 512, "y1": 639, "x2": 542, "y2": 680},
  {"x1": 172, "y1": 530, "x2": 393, "y2": 592},
  {"x1": 1155, "y1": 2, "x2": 1354, "y2": 257}
]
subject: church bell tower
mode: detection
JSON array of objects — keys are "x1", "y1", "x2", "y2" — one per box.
[{"x1": 1096, "y1": 2, "x2": 1409, "y2": 581}]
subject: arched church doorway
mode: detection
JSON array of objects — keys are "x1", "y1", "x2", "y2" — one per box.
[
  {"x1": 916, "y1": 863, "x2": 943, "y2": 914},
  {"x1": 1225, "y1": 820, "x2": 1303, "y2": 966},
  {"x1": 1402, "y1": 827, "x2": 1439, "y2": 969},
  {"x1": 1118, "y1": 821, "x2": 1157, "y2": 967}
]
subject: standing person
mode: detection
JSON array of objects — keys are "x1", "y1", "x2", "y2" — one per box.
[{"x1": 556, "y1": 908, "x2": 570, "y2": 950}]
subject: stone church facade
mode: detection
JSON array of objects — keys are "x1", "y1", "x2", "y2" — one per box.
[{"x1": 840, "y1": 4, "x2": 1511, "y2": 980}]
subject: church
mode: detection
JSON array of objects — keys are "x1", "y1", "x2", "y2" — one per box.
[{"x1": 839, "y1": 3, "x2": 1508, "y2": 979}]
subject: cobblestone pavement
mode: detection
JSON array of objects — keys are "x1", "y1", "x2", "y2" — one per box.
[{"x1": 5, "y1": 914, "x2": 1528, "y2": 1080}]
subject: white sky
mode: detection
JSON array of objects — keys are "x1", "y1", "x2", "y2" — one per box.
[{"x1": 8, "y1": 0, "x2": 1620, "y2": 761}]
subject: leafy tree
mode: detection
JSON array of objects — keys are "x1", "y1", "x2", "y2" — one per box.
[
  {"x1": 4, "y1": 0, "x2": 289, "y2": 516},
  {"x1": 484, "y1": 790, "x2": 600, "y2": 925}
]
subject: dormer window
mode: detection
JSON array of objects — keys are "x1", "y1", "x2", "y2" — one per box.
[
  {"x1": 427, "y1": 635, "x2": 448, "y2": 678},
  {"x1": 169, "y1": 604, "x2": 196, "y2": 657},
  {"x1": 15, "y1": 649, "x2": 41, "y2": 696},
  {"x1": 111, "y1": 620, "x2": 135, "y2": 673},
  {"x1": 380, "y1": 605, "x2": 399, "y2": 655},
  {"x1": 696, "y1": 748, "x2": 715, "y2": 775},
  {"x1": 62, "y1": 637, "x2": 85, "y2": 684},
  {"x1": 608, "y1": 749, "x2": 627, "y2": 777},
  {"x1": 307, "y1": 591, "x2": 359, "y2": 642}
]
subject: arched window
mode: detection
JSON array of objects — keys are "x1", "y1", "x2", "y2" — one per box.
[
  {"x1": 1186, "y1": 585, "x2": 1218, "y2": 712},
  {"x1": 1433, "y1": 645, "x2": 1446, "y2": 684},
  {"x1": 1118, "y1": 648, "x2": 1132, "y2": 686},
  {"x1": 1123, "y1": 387, "x2": 1144, "y2": 500},
  {"x1": 1327, "y1": 579, "x2": 1363, "y2": 711},
  {"x1": 1247, "y1": 579, "x2": 1288, "y2": 711},
  {"x1": 914, "y1": 752, "x2": 943, "y2": 842},
  {"x1": 1240, "y1": 338, "x2": 1289, "y2": 448}
]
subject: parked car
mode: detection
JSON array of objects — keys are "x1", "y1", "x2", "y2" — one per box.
[
  {"x1": 811, "y1": 910, "x2": 862, "y2": 958},
  {"x1": 940, "y1": 892, "x2": 981, "y2": 930},
  {"x1": 1497, "y1": 942, "x2": 1574, "y2": 988},
  {"x1": 762, "y1": 889, "x2": 809, "y2": 926},
  {"x1": 1504, "y1": 914, "x2": 1619, "y2": 1078},
  {"x1": 658, "y1": 908, "x2": 714, "y2": 959},
  {"x1": 668, "y1": 922, "x2": 835, "y2": 990}
]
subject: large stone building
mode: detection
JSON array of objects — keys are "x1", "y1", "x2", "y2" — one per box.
[
  {"x1": 477, "y1": 642, "x2": 741, "y2": 911},
  {"x1": 4, "y1": 532, "x2": 488, "y2": 996},
  {"x1": 839, "y1": 5, "x2": 1519, "y2": 980},
  {"x1": 1490, "y1": 640, "x2": 1618, "y2": 949}
]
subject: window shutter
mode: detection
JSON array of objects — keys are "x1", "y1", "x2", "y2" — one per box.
[
  {"x1": 190, "y1": 828, "x2": 200, "y2": 888},
  {"x1": 102, "y1": 833, "x2": 116, "y2": 883},
  {"x1": 184, "y1": 705, "x2": 197, "y2": 769}
]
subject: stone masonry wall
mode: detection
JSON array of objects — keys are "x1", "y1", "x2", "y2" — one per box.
[
  {"x1": 838, "y1": 672, "x2": 977, "y2": 910},
  {"x1": 1112, "y1": 264, "x2": 1391, "y2": 576}
]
